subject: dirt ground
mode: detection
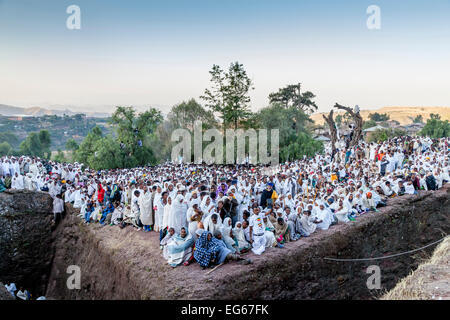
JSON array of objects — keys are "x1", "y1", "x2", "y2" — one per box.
[
  {"x1": 46, "y1": 185, "x2": 450, "y2": 299},
  {"x1": 382, "y1": 235, "x2": 450, "y2": 300}
]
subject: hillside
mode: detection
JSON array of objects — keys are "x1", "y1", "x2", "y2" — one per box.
[
  {"x1": 0, "y1": 114, "x2": 111, "y2": 151},
  {"x1": 382, "y1": 235, "x2": 450, "y2": 300},
  {"x1": 0, "y1": 104, "x2": 109, "y2": 118},
  {"x1": 311, "y1": 106, "x2": 450, "y2": 125}
]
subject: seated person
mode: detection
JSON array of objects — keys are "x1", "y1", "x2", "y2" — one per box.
[
  {"x1": 232, "y1": 221, "x2": 251, "y2": 254},
  {"x1": 165, "y1": 227, "x2": 194, "y2": 267},
  {"x1": 273, "y1": 217, "x2": 290, "y2": 247}
]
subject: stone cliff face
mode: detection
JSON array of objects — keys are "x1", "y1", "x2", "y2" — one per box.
[
  {"x1": 1, "y1": 187, "x2": 449, "y2": 300},
  {"x1": 0, "y1": 283, "x2": 14, "y2": 300},
  {"x1": 45, "y1": 186, "x2": 450, "y2": 300},
  {"x1": 0, "y1": 190, "x2": 54, "y2": 297}
]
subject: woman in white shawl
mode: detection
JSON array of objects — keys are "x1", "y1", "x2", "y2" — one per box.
[
  {"x1": 162, "y1": 196, "x2": 172, "y2": 231},
  {"x1": 232, "y1": 221, "x2": 251, "y2": 253},
  {"x1": 237, "y1": 188, "x2": 250, "y2": 222},
  {"x1": 262, "y1": 215, "x2": 278, "y2": 248},
  {"x1": 138, "y1": 186, "x2": 153, "y2": 232},
  {"x1": 160, "y1": 227, "x2": 175, "y2": 259},
  {"x1": 283, "y1": 193, "x2": 295, "y2": 212},
  {"x1": 200, "y1": 196, "x2": 215, "y2": 221},
  {"x1": 72, "y1": 188, "x2": 83, "y2": 208},
  {"x1": 203, "y1": 213, "x2": 222, "y2": 235},
  {"x1": 186, "y1": 198, "x2": 203, "y2": 238},
  {"x1": 221, "y1": 217, "x2": 237, "y2": 252},
  {"x1": 111, "y1": 203, "x2": 124, "y2": 225},
  {"x1": 153, "y1": 186, "x2": 163, "y2": 231},
  {"x1": 166, "y1": 227, "x2": 195, "y2": 267},
  {"x1": 169, "y1": 194, "x2": 188, "y2": 234}
]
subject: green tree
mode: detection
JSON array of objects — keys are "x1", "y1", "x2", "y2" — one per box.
[
  {"x1": 280, "y1": 131, "x2": 323, "y2": 161},
  {"x1": 66, "y1": 138, "x2": 79, "y2": 151},
  {"x1": 87, "y1": 136, "x2": 123, "y2": 170},
  {"x1": 74, "y1": 126, "x2": 103, "y2": 165},
  {"x1": 110, "y1": 106, "x2": 163, "y2": 167},
  {"x1": 19, "y1": 129, "x2": 52, "y2": 158},
  {"x1": 255, "y1": 104, "x2": 322, "y2": 162},
  {"x1": 420, "y1": 117, "x2": 450, "y2": 138},
  {"x1": 201, "y1": 62, "x2": 254, "y2": 131},
  {"x1": 412, "y1": 115, "x2": 423, "y2": 123},
  {"x1": 268, "y1": 83, "x2": 318, "y2": 114},
  {"x1": 38, "y1": 130, "x2": 51, "y2": 158},
  {"x1": 0, "y1": 132, "x2": 19, "y2": 148},
  {"x1": 362, "y1": 120, "x2": 377, "y2": 129},
  {"x1": 368, "y1": 112, "x2": 390, "y2": 122},
  {"x1": 19, "y1": 132, "x2": 42, "y2": 157},
  {"x1": 167, "y1": 99, "x2": 217, "y2": 131},
  {"x1": 53, "y1": 149, "x2": 66, "y2": 163},
  {"x1": 430, "y1": 113, "x2": 441, "y2": 120},
  {"x1": 367, "y1": 128, "x2": 407, "y2": 143},
  {"x1": 0, "y1": 141, "x2": 12, "y2": 156}
]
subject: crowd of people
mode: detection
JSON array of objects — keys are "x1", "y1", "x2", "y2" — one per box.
[
  {"x1": 1, "y1": 135, "x2": 448, "y2": 270},
  {"x1": 3, "y1": 283, "x2": 46, "y2": 300}
]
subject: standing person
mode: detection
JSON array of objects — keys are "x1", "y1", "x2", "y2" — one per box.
[
  {"x1": 169, "y1": 194, "x2": 188, "y2": 234},
  {"x1": 52, "y1": 193, "x2": 64, "y2": 224},
  {"x1": 131, "y1": 189, "x2": 141, "y2": 230},
  {"x1": 139, "y1": 185, "x2": 153, "y2": 232},
  {"x1": 260, "y1": 183, "x2": 276, "y2": 208},
  {"x1": 155, "y1": 191, "x2": 168, "y2": 239},
  {"x1": 248, "y1": 207, "x2": 268, "y2": 255},
  {"x1": 97, "y1": 182, "x2": 105, "y2": 205},
  {"x1": 186, "y1": 200, "x2": 203, "y2": 238}
]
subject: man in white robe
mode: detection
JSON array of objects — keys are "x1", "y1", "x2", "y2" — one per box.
[
  {"x1": 139, "y1": 186, "x2": 153, "y2": 231},
  {"x1": 11, "y1": 172, "x2": 24, "y2": 190}
]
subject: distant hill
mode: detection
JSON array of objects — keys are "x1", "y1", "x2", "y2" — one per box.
[
  {"x1": 311, "y1": 106, "x2": 450, "y2": 125},
  {"x1": 0, "y1": 104, "x2": 110, "y2": 118}
]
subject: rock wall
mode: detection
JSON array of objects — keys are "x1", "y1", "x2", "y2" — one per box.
[
  {"x1": 0, "y1": 190, "x2": 54, "y2": 297},
  {"x1": 45, "y1": 205, "x2": 141, "y2": 300},
  {"x1": 45, "y1": 186, "x2": 450, "y2": 300},
  {"x1": 0, "y1": 283, "x2": 15, "y2": 300},
  {"x1": 382, "y1": 235, "x2": 450, "y2": 300},
  {"x1": 215, "y1": 187, "x2": 449, "y2": 300},
  {"x1": 1, "y1": 187, "x2": 448, "y2": 300}
]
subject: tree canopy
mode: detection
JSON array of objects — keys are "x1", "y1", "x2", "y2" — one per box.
[
  {"x1": 201, "y1": 62, "x2": 254, "y2": 130},
  {"x1": 368, "y1": 112, "x2": 390, "y2": 122},
  {"x1": 268, "y1": 83, "x2": 318, "y2": 114},
  {"x1": 419, "y1": 116, "x2": 450, "y2": 138},
  {"x1": 19, "y1": 130, "x2": 52, "y2": 158}
]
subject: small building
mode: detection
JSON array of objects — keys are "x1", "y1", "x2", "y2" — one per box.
[
  {"x1": 402, "y1": 123, "x2": 425, "y2": 135},
  {"x1": 363, "y1": 124, "x2": 387, "y2": 133}
]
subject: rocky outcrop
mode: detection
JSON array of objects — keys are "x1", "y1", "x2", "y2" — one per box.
[
  {"x1": 0, "y1": 190, "x2": 54, "y2": 297},
  {"x1": 382, "y1": 236, "x2": 450, "y2": 300},
  {"x1": 0, "y1": 283, "x2": 15, "y2": 300},
  {"x1": 46, "y1": 186, "x2": 450, "y2": 300},
  {"x1": 1, "y1": 186, "x2": 448, "y2": 300}
]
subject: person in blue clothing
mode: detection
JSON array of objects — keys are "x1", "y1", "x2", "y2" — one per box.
[
  {"x1": 99, "y1": 202, "x2": 115, "y2": 225},
  {"x1": 84, "y1": 202, "x2": 94, "y2": 224}
]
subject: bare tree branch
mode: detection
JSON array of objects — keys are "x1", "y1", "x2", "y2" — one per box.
[{"x1": 334, "y1": 103, "x2": 363, "y2": 147}]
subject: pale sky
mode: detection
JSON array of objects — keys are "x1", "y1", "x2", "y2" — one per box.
[{"x1": 1, "y1": 0, "x2": 449, "y2": 114}]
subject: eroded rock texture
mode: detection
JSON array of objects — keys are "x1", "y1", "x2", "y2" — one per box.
[{"x1": 0, "y1": 190, "x2": 54, "y2": 297}]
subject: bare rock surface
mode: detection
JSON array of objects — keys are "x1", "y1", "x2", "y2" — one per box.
[
  {"x1": 46, "y1": 185, "x2": 450, "y2": 300},
  {"x1": 0, "y1": 190, "x2": 54, "y2": 297}
]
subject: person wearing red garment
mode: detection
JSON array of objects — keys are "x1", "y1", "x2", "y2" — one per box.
[{"x1": 97, "y1": 182, "x2": 105, "y2": 205}]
